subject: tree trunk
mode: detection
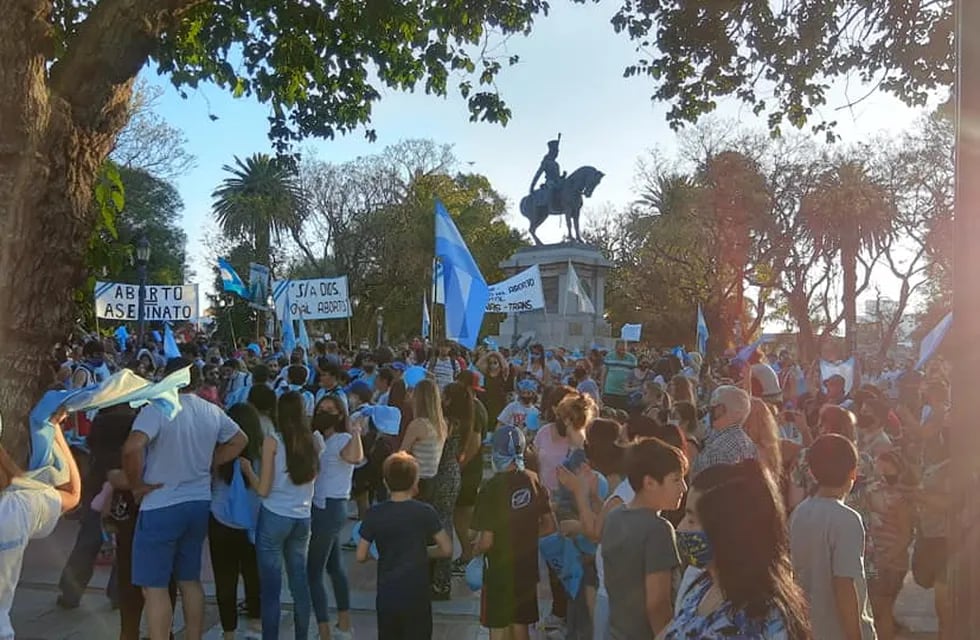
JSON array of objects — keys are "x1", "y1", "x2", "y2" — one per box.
[
  {"x1": 841, "y1": 240, "x2": 858, "y2": 356},
  {"x1": 950, "y1": 0, "x2": 980, "y2": 633}
]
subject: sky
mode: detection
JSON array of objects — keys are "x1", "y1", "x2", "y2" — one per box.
[{"x1": 143, "y1": 1, "x2": 935, "y2": 323}]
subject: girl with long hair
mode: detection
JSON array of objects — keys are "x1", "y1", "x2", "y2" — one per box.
[
  {"x1": 399, "y1": 378, "x2": 447, "y2": 500},
  {"x1": 241, "y1": 391, "x2": 320, "y2": 640},
  {"x1": 209, "y1": 402, "x2": 264, "y2": 640},
  {"x1": 426, "y1": 381, "x2": 470, "y2": 600},
  {"x1": 666, "y1": 458, "x2": 812, "y2": 639},
  {"x1": 308, "y1": 395, "x2": 363, "y2": 640}
]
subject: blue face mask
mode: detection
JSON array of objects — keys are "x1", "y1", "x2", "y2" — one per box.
[{"x1": 676, "y1": 530, "x2": 713, "y2": 569}]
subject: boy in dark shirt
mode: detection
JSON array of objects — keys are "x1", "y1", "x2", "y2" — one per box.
[
  {"x1": 473, "y1": 425, "x2": 556, "y2": 640},
  {"x1": 357, "y1": 452, "x2": 452, "y2": 640}
]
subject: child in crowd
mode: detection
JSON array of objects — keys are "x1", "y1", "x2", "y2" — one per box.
[
  {"x1": 473, "y1": 426, "x2": 556, "y2": 640},
  {"x1": 357, "y1": 452, "x2": 453, "y2": 640},
  {"x1": 790, "y1": 433, "x2": 877, "y2": 640},
  {"x1": 600, "y1": 437, "x2": 687, "y2": 639}
]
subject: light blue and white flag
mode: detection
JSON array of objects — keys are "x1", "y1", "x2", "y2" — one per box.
[
  {"x1": 434, "y1": 200, "x2": 489, "y2": 349},
  {"x1": 432, "y1": 258, "x2": 445, "y2": 305},
  {"x1": 696, "y1": 304, "x2": 709, "y2": 354},
  {"x1": 28, "y1": 366, "x2": 192, "y2": 483},
  {"x1": 422, "y1": 295, "x2": 431, "y2": 339},
  {"x1": 296, "y1": 311, "x2": 311, "y2": 354},
  {"x1": 566, "y1": 261, "x2": 595, "y2": 314},
  {"x1": 218, "y1": 257, "x2": 249, "y2": 298},
  {"x1": 163, "y1": 323, "x2": 181, "y2": 360},
  {"x1": 114, "y1": 325, "x2": 129, "y2": 352},
  {"x1": 281, "y1": 294, "x2": 297, "y2": 355},
  {"x1": 820, "y1": 357, "x2": 856, "y2": 395},
  {"x1": 915, "y1": 311, "x2": 952, "y2": 371}
]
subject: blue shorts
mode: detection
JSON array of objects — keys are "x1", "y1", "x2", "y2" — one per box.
[{"x1": 132, "y1": 500, "x2": 210, "y2": 588}]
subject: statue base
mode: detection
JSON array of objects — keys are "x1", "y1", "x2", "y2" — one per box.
[{"x1": 489, "y1": 242, "x2": 612, "y2": 352}]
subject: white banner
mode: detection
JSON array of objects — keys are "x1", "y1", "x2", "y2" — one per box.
[
  {"x1": 95, "y1": 281, "x2": 200, "y2": 321},
  {"x1": 273, "y1": 276, "x2": 351, "y2": 320},
  {"x1": 485, "y1": 265, "x2": 545, "y2": 313},
  {"x1": 620, "y1": 323, "x2": 643, "y2": 342}
]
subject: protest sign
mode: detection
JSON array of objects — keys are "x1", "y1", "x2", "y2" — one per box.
[
  {"x1": 95, "y1": 282, "x2": 200, "y2": 321},
  {"x1": 273, "y1": 276, "x2": 351, "y2": 320},
  {"x1": 485, "y1": 265, "x2": 545, "y2": 314}
]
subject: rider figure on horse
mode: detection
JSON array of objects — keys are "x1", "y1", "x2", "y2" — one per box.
[{"x1": 529, "y1": 135, "x2": 564, "y2": 213}]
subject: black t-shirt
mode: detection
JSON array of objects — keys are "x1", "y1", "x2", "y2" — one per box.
[
  {"x1": 84, "y1": 405, "x2": 136, "y2": 504},
  {"x1": 359, "y1": 499, "x2": 442, "y2": 610},
  {"x1": 472, "y1": 469, "x2": 551, "y2": 587}
]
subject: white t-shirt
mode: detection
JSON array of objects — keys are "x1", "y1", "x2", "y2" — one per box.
[
  {"x1": 133, "y1": 394, "x2": 242, "y2": 512},
  {"x1": 313, "y1": 432, "x2": 355, "y2": 507},
  {"x1": 0, "y1": 479, "x2": 62, "y2": 640},
  {"x1": 596, "y1": 479, "x2": 637, "y2": 597},
  {"x1": 262, "y1": 432, "x2": 319, "y2": 519},
  {"x1": 497, "y1": 400, "x2": 535, "y2": 429}
]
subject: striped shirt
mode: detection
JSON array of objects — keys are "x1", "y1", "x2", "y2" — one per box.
[
  {"x1": 410, "y1": 419, "x2": 445, "y2": 479},
  {"x1": 691, "y1": 425, "x2": 757, "y2": 478}
]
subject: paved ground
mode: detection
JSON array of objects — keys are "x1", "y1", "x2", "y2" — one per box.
[{"x1": 11, "y1": 517, "x2": 939, "y2": 639}]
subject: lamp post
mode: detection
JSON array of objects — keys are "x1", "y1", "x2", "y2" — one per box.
[
  {"x1": 376, "y1": 306, "x2": 384, "y2": 348},
  {"x1": 349, "y1": 295, "x2": 360, "y2": 350},
  {"x1": 135, "y1": 234, "x2": 150, "y2": 347}
]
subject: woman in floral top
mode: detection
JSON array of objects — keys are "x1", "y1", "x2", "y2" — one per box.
[{"x1": 662, "y1": 459, "x2": 810, "y2": 640}]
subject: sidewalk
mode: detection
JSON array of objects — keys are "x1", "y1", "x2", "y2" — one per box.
[{"x1": 12, "y1": 518, "x2": 938, "y2": 639}]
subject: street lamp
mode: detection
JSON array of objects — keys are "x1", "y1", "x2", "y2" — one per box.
[
  {"x1": 135, "y1": 234, "x2": 151, "y2": 347},
  {"x1": 376, "y1": 306, "x2": 384, "y2": 348},
  {"x1": 349, "y1": 295, "x2": 360, "y2": 350}
]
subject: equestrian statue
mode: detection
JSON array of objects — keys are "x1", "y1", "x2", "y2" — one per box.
[{"x1": 519, "y1": 135, "x2": 604, "y2": 245}]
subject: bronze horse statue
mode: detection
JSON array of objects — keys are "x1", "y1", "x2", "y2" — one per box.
[{"x1": 519, "y1": 166, "x2": 604, "y2": 245}]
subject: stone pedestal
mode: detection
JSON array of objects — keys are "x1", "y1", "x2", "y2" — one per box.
[{"x1": 491, "y1": 242, "x2": 612, "y2": 350}]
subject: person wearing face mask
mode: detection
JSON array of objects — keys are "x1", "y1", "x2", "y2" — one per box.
[
  {"x1": 667, "y1": 459, "x2": 810, "y2": 639},
  {"x1": 496, "y1": 379, "x2": 539, "y2": 430},
  {"x1": 690, "y1": 386, "x2": 757, "y2": 479}
]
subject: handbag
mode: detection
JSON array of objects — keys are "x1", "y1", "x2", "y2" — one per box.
[{"x1": 227, "y1": 459, "x2": 258, "y2": 536}]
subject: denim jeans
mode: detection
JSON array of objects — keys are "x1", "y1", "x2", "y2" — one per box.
[
  {"x1": 308, "y1": 499, "x2": 351, "y2": 624},
  {"x1": 256, "y1": 507, "x2": 312, "y2": 640}
]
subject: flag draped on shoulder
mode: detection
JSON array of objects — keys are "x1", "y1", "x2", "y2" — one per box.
[
  {"x1": 565, "y1": 260, "x2": 595, "y2": 314},
  {"x1": 434, "y1": 200, "x2": 489, "y2": 349},
  {"x1": 218, "y1": 258, "x2": 249, "y2": 299}
]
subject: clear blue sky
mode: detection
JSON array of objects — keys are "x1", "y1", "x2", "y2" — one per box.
[{"x1": 144, "y1": 1, "x2": 929, "y2": 311}]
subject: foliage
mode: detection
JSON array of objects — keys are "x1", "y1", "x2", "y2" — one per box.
[
  {"x1": 212, "y1": 153, "x2": 308, "y2": 272},
  {"x1": 80, "y1": 167, "x2": 188, "y2": 328},
  {"x1": 111, "y1": 81, "x2": 196, "y2": 180},
  {"x1": 608, "y1": 0, "x2": 954, "y2": 138}
]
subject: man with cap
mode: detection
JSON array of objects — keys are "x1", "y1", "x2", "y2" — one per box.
[
  {"x1": 529, "y1": 135, "x2": 563, "y2": 213},
  {"x1": 473, "y1": 426, "x2": 556, "y2": 639}
]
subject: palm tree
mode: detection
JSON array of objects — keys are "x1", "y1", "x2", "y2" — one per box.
[
  {"x1": 211, "y1": 153, "x2": 308, "y2": 270},
  {"x1": 800, "y1": 161, "x2": 895, "y2": 354}
]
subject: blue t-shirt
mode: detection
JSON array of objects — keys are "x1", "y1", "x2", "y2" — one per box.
[{"x1": 360, "y1": 499, "x2": 442, "y2": 611}]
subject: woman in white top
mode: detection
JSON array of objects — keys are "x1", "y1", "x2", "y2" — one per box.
[
  {"x1": 1, "y1": 411, "x2": 81, "y2": 640},
  {"x1": 399, "y1": 378, "x2": 446, "y2": 501},
  {"x1": 307, "y1": 396, "x2": 363, "y2": 640},
  {"x1": 241, "y1": 392, "x2": 320, "y2": 640}
]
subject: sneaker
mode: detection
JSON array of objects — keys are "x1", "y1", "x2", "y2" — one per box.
[
  {"x1": 541, "y1": 613, "x2": 564, "y2": 630},
  {"x1": 451, "y1": 557, "x2": 468, "y2": 576},
  {"x1": 332, "y1": 626, "x2": 354, "y2": 640},
  {"x1": 546, "y1": 627, "x2": 567, "y2": 640}
]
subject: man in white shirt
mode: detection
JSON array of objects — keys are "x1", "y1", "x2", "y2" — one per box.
[{"x1": 122, "y1": 359, "x2": 246, "y2": 640}]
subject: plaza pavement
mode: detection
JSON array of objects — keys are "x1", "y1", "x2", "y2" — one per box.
[{"x1": 11, "y1": 517, "x2": 938, "y2": 639}]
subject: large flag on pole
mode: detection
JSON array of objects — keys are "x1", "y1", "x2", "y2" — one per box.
[
  {"x1": 566, "y1": 261, "x2": 595, "y2": 314},
  {"x1": 218, "y1": 257, "x2": 249, "y2": 298},
  {"x1": 434, "y1": 200, "x2": 489, "y2": 349},
  {"x1": 422, "y1": 295, "x2": 431, "y2": 339},
  {"x1": 696, "y1": 304, "x2": 709, "y2": 354},
  {"x1": 296, "y1": 311, "x2": 311, "y2": 353}
]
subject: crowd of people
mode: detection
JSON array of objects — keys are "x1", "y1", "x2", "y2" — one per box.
[{"x1": 0, "y1": 329, "x2": 954, "y2": 640}]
